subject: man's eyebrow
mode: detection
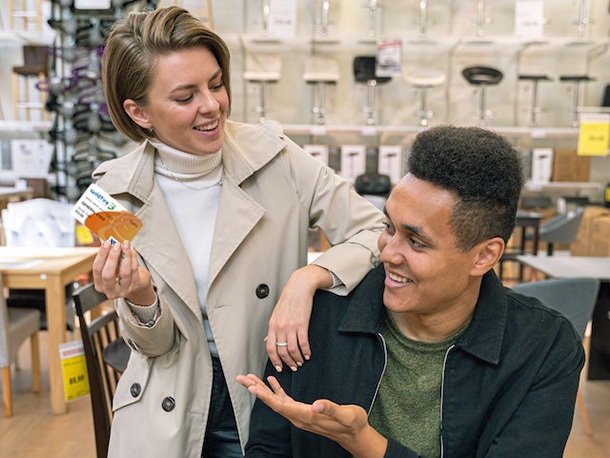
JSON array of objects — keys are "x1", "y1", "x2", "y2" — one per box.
[{"x1": 383, "y1": 208, "x2": 429, "y2": 239}]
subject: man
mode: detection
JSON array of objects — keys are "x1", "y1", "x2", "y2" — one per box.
[{"x1": 237, "y1": 126, "x2": 584, "y2": 458}]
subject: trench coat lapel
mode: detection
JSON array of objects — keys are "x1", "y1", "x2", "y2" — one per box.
[
  {"x1": 94, "y1": 142, "x2": 202, "y2": 321},
  {"x1": 207, "y1": 121, "x2": 285, "y2": 288},
  {"x1": 131, "y1": 185, "x2": 202, "y2": 322}
]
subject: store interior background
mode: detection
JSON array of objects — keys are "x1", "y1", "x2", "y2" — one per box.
[{"x1": 0, "y1": 1, "x2": 609, "y2": 457}]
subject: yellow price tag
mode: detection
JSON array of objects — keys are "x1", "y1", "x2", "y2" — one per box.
[
  {"x1": 577, "y1": 113, "x2": 610, "y2": 156},
  {"x1": 59, "y1": 341, "x2": 90, "y2": 402},
  {"x1": 75, "y1": 225, "x2": 94, "y2": 245}
]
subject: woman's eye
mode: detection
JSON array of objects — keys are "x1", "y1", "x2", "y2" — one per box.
[
  {"x1": 175, "y1": 94, "x2": 194, "y2": 103},
  {"x1": 210, "y1": 81, "x2": 225, "y2": 92}
]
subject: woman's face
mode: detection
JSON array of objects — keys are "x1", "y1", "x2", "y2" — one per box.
[{"x1": 126, "y1": 46, "x2": 229, "y2": 155}]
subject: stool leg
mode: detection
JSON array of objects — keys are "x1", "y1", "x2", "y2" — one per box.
[
  {"x1": 571, "y1": 82, "x2": 581, "y2": 127},
  {"x1": 9, "y1": 0, "x2": 15, "y2": 30},
  {"x1": 35, "y1": 0, "x2": 42, "y2": 31},
  {"x1": 478, "y1": 86, "x2": 487, "y2": 126},
  {"x1": 12, "y1": 73, "x2": 20, "y2": 120},
  {"x1": 314, "y1": 82, "x2": 327, "y2": 124},
  {"x1": 530, "y1": 80, "x2": 539, "y2": 127},
  {"x1": 366, "y1": 79, "x2": 377, "y2": 125},
  {"x1": 419, "y1": 86, "x2": 429, "y2": 126},
  {"x1": 38, "y1": 72, "x2": 47, "y2": 121},
  {"x1": 259, "y1": 81, "x2": 267, "y2": 122}
]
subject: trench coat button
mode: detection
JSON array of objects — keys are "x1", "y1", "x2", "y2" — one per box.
[
  {"x1": 130, "y1": 383, "x2": 141, "y2": 398},
  {"x1": 256, "y1": 283, "x2": 269, "y2": 299},
  {"x1": 162, "y1": 396, "x2": 176, "y2": 412}
]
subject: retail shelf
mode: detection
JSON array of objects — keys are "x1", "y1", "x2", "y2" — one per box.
[
  {"x1": 524, "y1": 181, "x2": 603, "y2": 192},
  {"x1": 282, "y1": 124, "x2": 581, "y2": 138},
  {"x1": 0, "y1": 120, "x2": 53, "y2": 133}
]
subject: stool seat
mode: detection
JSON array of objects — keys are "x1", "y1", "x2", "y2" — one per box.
[
  {"x1": 519, "y1": 74, "x2": 552, "y2": 82},
  {"x1": 353, "y1": 56, "x2": 391, "y2": 84},
  {"x1": 404, "y1": 68, "x2": 446, "y2": 87},
  {"x1": 13, "y1": 63, "x2": 47, "y2": 77},
  {"x1": 243, "y1": 55, "x2": 282, "y2": 82},
  {"x1": 462, "y1": 66, "x2": 503, "y2": 86},
  {"x1": 303, "y1": 57, "x2": 339, "y2": 83},
  {"x1": 559, "y1": 75, "x2": 595, "y2": 83}
]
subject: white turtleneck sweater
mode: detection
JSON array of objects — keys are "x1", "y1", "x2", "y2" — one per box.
[{"x1": 129, "y1": 139, "x2": 223, "y2": 357}]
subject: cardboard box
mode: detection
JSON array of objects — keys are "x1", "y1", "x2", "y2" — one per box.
[
  {"x1": 589, "y1": 216, "x2": 610, "y2": 256},
  {"x1": 571, "y1": 206, "x2": 610, "y2": 256},
  {"x1": 552, "y1": 149, "x2": 591, "y2": 182}
]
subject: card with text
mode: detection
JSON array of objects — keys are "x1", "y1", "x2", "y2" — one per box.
[{"x1": 71, "y1": 183, "x2": 142, "y2": 245}]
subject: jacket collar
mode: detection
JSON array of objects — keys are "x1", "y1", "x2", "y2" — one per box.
[
  {"x1": 339, "y1": 266, "x2": 507, "y2": 366},
  {"x1": 455, "y1": 270, "x2": 507, "y2": 365}
]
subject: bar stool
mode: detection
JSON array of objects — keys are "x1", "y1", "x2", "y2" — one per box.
[
  {"x1": 404, "y1": 68, "x2": 445, "y2": 126},
  {"x1": 12, "y1": 45, "x2": 49, "y2": 121},
  {"x1": 559, "y1": 75, "x2": 595, "y2": 127},
  {"x1": 518, "y1": 74, "x2": 552, "y2": 127},
  {"x1": 462, "y1": 65, "x2": 503, "y2": 126},
  {"x1": 8, "y1": 0, "x2": 42, "y2": 31},
  {"x1": 303, "y1": 57, "x2": 339, "y2": 124},
  {"x1": 353, "y1": 56, "x2": 391, "y2": 125},
  {"x1": 243, "y1": 55, "x2": 282, "y2": 123}
]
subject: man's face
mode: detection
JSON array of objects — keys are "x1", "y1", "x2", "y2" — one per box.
[{"x1": 378, "y1": 174, "x2": 482, "y2": 318}]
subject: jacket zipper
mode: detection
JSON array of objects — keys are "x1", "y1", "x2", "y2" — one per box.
[
  {"x1": 439, "y1": 344, "x2": 455, "y2": 458},
  {"x1": 368, "y1": 332, "x2": 388, "y2": 415}
]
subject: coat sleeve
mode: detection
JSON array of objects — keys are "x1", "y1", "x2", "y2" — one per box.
[
  {"x1": 245, "y1": 361, "x2": 294, "y2": 458},
  {"x1": 114, "y1": 293, "x2": 176, "y2": 357},
  {"x1": 281, "y1": 134, "x2": 386, "y2": 294},
  {"x1": 480, "y1": 323, "x2": 584, "y2": 458}
]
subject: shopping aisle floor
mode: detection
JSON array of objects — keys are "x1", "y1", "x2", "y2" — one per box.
[{"x1": 1, "y1": 329, "x2": 609, "y2": 457}]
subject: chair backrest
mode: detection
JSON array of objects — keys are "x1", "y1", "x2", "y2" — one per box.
[
  {"x1": 73, "y1": 283, "x2": 124, "y2": 458},
  {"x1": 511, "y1": 277, "x2": 600, "y2": 339},
  {"x1": 539, "y1": 207, "x2": 585, "y2": 244}
]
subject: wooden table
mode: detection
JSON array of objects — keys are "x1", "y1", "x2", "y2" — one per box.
[
  {"x1": 517, "y1": 255, "x2": 610, "y2": 380},
  {"x1": 0, "y1": 247, "x2": 98, "y2": 414}
]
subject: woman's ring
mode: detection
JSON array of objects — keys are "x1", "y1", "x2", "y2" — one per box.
[{"x1": 276, "y1": 342, "x2": 288, "y2": 347}]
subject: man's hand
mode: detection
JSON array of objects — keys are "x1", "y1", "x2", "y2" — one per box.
[
  {"x1": 236, "y1": 374, "x2": 387, "y2": 458},
  {"x1": 266, "y1": 265, "x2": 332, "y2": 372}
]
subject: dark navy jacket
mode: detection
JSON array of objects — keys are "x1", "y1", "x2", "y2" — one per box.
[{"x1": 245, "y1": 265, "x2": 584, "y2": 458}]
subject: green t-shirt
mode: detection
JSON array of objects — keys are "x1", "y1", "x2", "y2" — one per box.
[{"x1": 368, "y1": 310, "x2": 465, "y2": 458}]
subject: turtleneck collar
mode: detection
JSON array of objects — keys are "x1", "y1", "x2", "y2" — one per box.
[{"x1": 149, "y1": 139, "x2": 222, "y2": 176}]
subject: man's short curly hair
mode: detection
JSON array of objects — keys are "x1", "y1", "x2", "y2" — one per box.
[{"x1": 408, "y1": 125, "x2": 524, "y2": 251}]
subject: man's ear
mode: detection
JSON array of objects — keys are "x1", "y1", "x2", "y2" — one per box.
[
  {"x1": 470, "y1": 237, "x2": 505, "y2": 277},
  {"x1": 123, "y1": 99, "x2": 151, "y2": 129}
]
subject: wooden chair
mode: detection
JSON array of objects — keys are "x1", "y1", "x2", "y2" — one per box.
[
  {"x1": 511, "y1": 277, "x2": 600, "y2": 436},
  {"x1": 73, "y1": 283, "x2": 129, "y2": 458},
  {"x1": 0, "y1": 276, "x2": 41, "y2": 417}
]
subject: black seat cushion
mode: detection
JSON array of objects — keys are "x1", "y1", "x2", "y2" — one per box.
[
  {"x1": 355, "y1": 173, "x2": 391, "y2": 197},
  {"x1": 353, "y1": 56, "x2": 392, "y2": 84},
  {"x1": 462, "y1": 66, "x2": 503, "y2": 86},
  {"x1": 559, "y1": 75, "x2": 595, "y2": 82},
  {"x1": 518, "y1": 74, "x2": 552, "y2": 81}
]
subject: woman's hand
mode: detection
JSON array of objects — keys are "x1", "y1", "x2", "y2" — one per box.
[
  {"x1": 92, "y1": 240, "x2": 156, "y2": 305},
  {"x1": 266, "y1": 265, "x2": 332, "y2": 372},
  {"x1": 235, "y1": 374, "x2": 387, "y2": 458}
]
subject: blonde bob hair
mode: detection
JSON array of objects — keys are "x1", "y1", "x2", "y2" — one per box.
[{"x1": 102, "y1": 6, "x2": 232, "y2": 143}]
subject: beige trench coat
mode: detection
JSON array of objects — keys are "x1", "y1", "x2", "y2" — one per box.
[{"x1": 92, "y1": 120, "x2": 385, "y2": 457}]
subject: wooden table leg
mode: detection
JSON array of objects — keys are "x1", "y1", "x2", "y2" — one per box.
[{"x1": 46, "y1": 277, "x2": 68, "y2": 414}]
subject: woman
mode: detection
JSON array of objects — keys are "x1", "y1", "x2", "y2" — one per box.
[{"x1": 92, "y1": 6, "x2": 384, "y2": 458}]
